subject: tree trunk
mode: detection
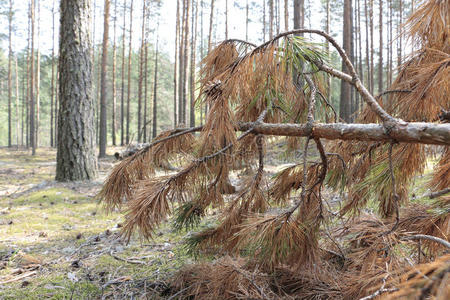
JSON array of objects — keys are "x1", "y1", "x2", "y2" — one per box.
[
  {"x1": 8, "y1": 0, "x2": 12, "y2": 147},
  {"x1": 111, "y1": 0, "x2": 117, "y2": 146},
  {"x1": 326, "y1": 0, "x2": 331, "y2": 101},
  {"x1": 126, "y1": 0, "x2": 133, "y2": 145},
  {"x1": 339, "y1": 0, "x2": 352, "y2": 123},
  {"x1": 15, "y1": 57, "x2": 20, "y2": 149},
  {"x1": 99, "y1": 0, "x2": 110, "y2": 158},
  {"x1": 56, "y1": 0, "x2": 98, "y2": 181},
  {"x1": 183, "y1": 0, "x2": 191, "y2": 125},
  {"x1": 369, "y1": 0, "x2": 374, "y2": 94},
  {"x1": 225, "y1": 0, "x2": 228, "y2": 39},
  {"x1": 143, "y1": 0, "x2": 150, "y2": 142},
  {"x1": 293, "y1": 0, "x2": 304, "y2": 32},
  {"x1": 50, "y1": 0, "x2": 56, "y2": 147},
  {"x1": 29, "y1": 0, "x2": 36, "y2": 154},
  {"x1": 207, "y1": 0, "x2": 214, "y2": 53},
  {"x1": 269, "y1": 0, "x2": 274, "y2": 39},
  {"x1": 174, "y1": 0, "x2": 180, "y2": 128},
  {"x1": 121, "y1": 0, "x2": 126, "y2": 146},
  {"x1": 152, "y1": 27, "x2": 159, "y2": 139},
  {"x1": 284, "y1": 0, "x2": 288, "y2": 31},
  {"x1": 190, "y1": 0, "x2": 198, "y2": 128},
  {"x1": 35, "y1": 0, "x2": 40, "y2": 149},
  {"x1": 137, "y1": 0, "x2": 146, "y2": 142},
  {"x1": 378, "y1": 0, "x2": 383, "y2": 93}
]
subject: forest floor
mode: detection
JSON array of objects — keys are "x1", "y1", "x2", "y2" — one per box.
[
  {"x1": 0, "y1": 144, "x2": 436, "y2": 299},
  {"x1": 0, "y1": 147, "x2": 196, "y2": 299}
]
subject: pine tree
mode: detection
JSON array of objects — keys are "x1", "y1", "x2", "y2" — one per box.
[
  {"x1": 56, "y1": 0, "x2": 98, "y2": 181},
  {"x1": 99, "y1": 0, "x2": 110, "y2": 158}
]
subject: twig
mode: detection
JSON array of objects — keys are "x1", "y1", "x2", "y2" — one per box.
[
  {"x1": 358, "y1": 273, "x2": 398, "y2": 300},
  {"x1": 167, "y1": 287, "x2": 190, "y2": 300},
  {"x1": 401, "y1": 234, "x2": 450, "y2": 249},
  {"x1": 427, "y1": 188, "x2": 450, "y2": 199},
  {"x1": 0, "y1": 270, "x2": 37, "y2": 284},
  {"x1": 109, "y1": 251, "x2": 148, "y2": 265}
]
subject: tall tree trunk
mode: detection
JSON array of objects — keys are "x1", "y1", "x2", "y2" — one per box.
[
  {"x1": 284, "y1": 0, "x2": 288, "y2": 31},
  {"x1": 378, "y1": 0, "x2": 383, "y2": 93},
  {"x1": 263, "y1": 0, "x2": 266, "y2": 40},
  {"x1": 56, "y1": 0, "x2": 98, "y2": 181},
  {"x1": 30, "y1": 0, "x2": 36, "y2": 155},
  {"x1": 178, "y1": 0, "x2": 186, "y2": 125},
  {"x1": 99, "y1": 0, "x2": 110, "y2": 158},
  {"x1": 152, "y1": 26, "x2": 159, "y2": 139},
  {"x1": 190, "y1": 0, "x2": 198, "y2": 128},
  {"x1": 7, "y1": 0, "x2": 12, "y2": 148},
  {"x1": 357, "y1": 0, "x2": 363, "y2": 112},
  {"x1": 182, "y1": 0, "x2": 191, "y2": 125},
  {"x1": 225, "y1": 0, "x2": 228, "y2": 39},
  {"x1": 207, "y1": 0, "x2": 215, "y2": 53},
  {"x1": 121, "y1": 0, "x2": 126, "y2": 146},
  {"x1": 21, "y1": 59, "x2": 26, "y2": 147},
  {"x1": 269, "y1": 0, "x2": 274, "y2": 39},
  {"x1": 35, "y1": 0, "x2": 40, "y2": 148},
  {"x1": 369, "y1": 0, "x2": 374, "y2": 94},
  {"x1": 339, "y1": 0, "x2": 352, "y2": 123},
  {"x1": 51, "y1": 0, "x2": 56, "y2": 147},
  {"x1": 111, "y1": 0, "x2": 117, "y2": 146},
  {"x1": 388, "y1": 0, "x2": 393, "y2": 86},
  {"x1": 293, "y1": 0, "x2": 304, "y2": 32},
  {"x1": 174, "y1": 0, "x2": 180, "y2": 128},
  {"x1": 143, "y1": 0, "x2": 150, "y2": 142},
  {"x1": 55, "y1": 70, "x2": 59, "y2": 146},
  {"x1": 397, "y1": 0, "x2": 402, "y2": 67},
  {"x1": 126, "y1": 0, "x2": 133, "y2": 145},
  {"x1": 326, "y1": 0, "x2": 331, "y2": 100},
  {"x1": 15, "y1": 57, "x2": 20, "y2": 149},
  {"x1": 137, "y1": 0, "x2": 146, "y2": 142}
]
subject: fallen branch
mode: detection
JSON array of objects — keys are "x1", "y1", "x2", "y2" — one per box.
[
  {"x1": 0, "y1": 270, "x2": 37, "y2": 285},
  {"x1": 109, "y1": 251, "x2": 148, "y2": 265},
  {"x1": 401, "y1": 234, "x2": 450, "y2": 249}
]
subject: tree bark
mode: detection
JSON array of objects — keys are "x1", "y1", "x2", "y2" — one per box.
[
  {"x1": 30, "y1": 0, "x2": 36, "y2": 155},
  {"x1": 378, "y1": 0, "x2": 383, "y2": 93},
  {"x1": 121, "y1": 0, "x2": 126, "y2": 146},
  {"x1": 8, "y1": 0, "x2": 12, "y2": 147},
  {"x1": 99, "y1": 0, "x2": 110, "y2": 158},
  {"x1": 284, "y1": 0, "x2": 288, "y2": 31},
  {"x1": 339, "y1": 0, "x2": 352, "y2": 123},
  {"x1": 190, "y1": 0, "x2": 198, "y2": 128},
  {"x1": 237, "y1": 122, "x2": 450, "y2": 146},
  {"x1": 174, "y1": 0, "x2": 180, "y2": 128},
  {"x1": 152, "y1": 26, "x2": 159, "y2": 139},
  {"x1": 269, "y1": 0, "x2": 274, "y2": 39},
  {"x1": 207, "y1": 0, "x2": 214, "y2": 53},
  {"x1": 56, "y1": 0, "x2": 98, "y2": 181},
  {"x1": 111, "y1": 0, "x2": 117, "y2": 146},
  {"x1": 137, "y1": 0, "x2": 146, "y2": 142},
  {"x1": 126, "y1": 0, "x2": 133, "y2": 145},
  {"x1": 50, "y1": 0, "x2": 56, "y2": 147},
  {"x1": 293, "y1": 0, "x2": 304, "y2": 32},
  {"x1": 35, "y1": 0, "x2": 40, "y2": 149}
]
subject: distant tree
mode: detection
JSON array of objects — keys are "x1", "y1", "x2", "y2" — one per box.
[
  {"x1": 56, "y1": 0, "x2": 97, "y2": 181},
  {"x1": 126, "y1": 0, "x2": 133, "y2": 145},
  {"x1": 99, "y1": 0, "x2": 110, "y2": 158},
  {"x1": 50, "y1": 0, "x2": 56, "y2": 147},
  {"x1": 30, "y1": 0, "x2": 36, "y2": 155},
  {"x1": 7, "y1": 0, "x2": 12, "y2": 147},
  {"x1": 111, "y1": 0, "x2": 118, "y2": 146}
]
